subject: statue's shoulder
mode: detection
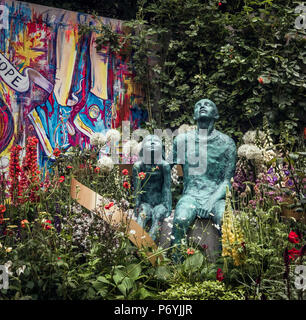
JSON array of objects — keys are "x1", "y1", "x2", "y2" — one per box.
[{"x1": 215, "y1": 130, "x2": 236, "y2": 149}]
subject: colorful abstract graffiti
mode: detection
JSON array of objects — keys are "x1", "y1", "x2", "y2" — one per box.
[{"x1": 0, "y1": 0, "x2": 146, "y2": 170}]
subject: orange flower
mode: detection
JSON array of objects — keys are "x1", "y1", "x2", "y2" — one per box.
[
  {"x1": 258, "y1": 77, "x2": 264, "y2": 84},
  {"x1": 104, "y1": 202, "x2": 114, "y2": 210},
  {"x1": 123, "y1": 181, "x2": 131, "y2": 189},
  {"x1": 53, "y1": 148, "x2": 61, "y2": 157},
  {"x1": 21, "y1": 219, "x2": 29, "y2": 228},
  {"x1": 138, "y1": 172, "x2": 146, "y2": 180},
  {"x1": 122, "y1": 169, "x2": 129, "y2": 175},
  {"x1": 0, "y1": 204, "x2": 6, "y2": 213},
  {"x1": 95, "y1": 167, "x2": 100, "y2": 173},
  {"x1": 58, "y1": 176, "x2": 65, "y2": 183},
  {"x1": 187, "y1": 248, "x2": 195, "y2": 255}
]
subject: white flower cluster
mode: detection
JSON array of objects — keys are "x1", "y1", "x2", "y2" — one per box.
[
  {"x1": 122, "y1": 139, "x2": 141, "y2": 156},
  {"x1": 90, "y1": 132, "x2": 107, "y2": 146},
  {"x1": 97, "y1": 156, "x2": 114, "y2": 172},
  {"x1": 106, "y1": 129, "x2": 121, "y2": 142},
  {"x1": 238, "y1": 130, "x2": 277, "y2": 165}
]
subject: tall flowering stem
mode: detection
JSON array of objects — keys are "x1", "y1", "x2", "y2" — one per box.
[
  {"x1": 222, "y1": 187, "x2": 245, "y2": 266},
  {"x1": 22, "y1": 136, "x2": 40, "y2": 203},
  {"x1": 8, "y1": 145, "x2": 23, "y2": 205}
]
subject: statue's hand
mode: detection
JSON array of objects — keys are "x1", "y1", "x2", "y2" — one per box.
[{"x1": 199, "y1": 199, "x2": 215, "y2": 219}]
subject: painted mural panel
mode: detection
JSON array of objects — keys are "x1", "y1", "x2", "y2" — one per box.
[{"x1": 0, "y1": 0, "x2": 146, "y2": 170}]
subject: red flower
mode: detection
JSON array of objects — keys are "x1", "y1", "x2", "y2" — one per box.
[
  {"x1": 53, "y1": 147, "x2": 61, "y2": 157},
  {"x1": 0, "y1": 204, "x2": 6, "y2": 213},
  {"x1": 42, "y1": 219, "x2": 52, "y2": 230},
  {"x1": 218, "y1": 2, "x2": 222, "y2": 6},
  {"x1": 123, "y1": 181, "x2": 131, "y2": 189},
  {"x1": 288, "y1": 248, "x2": 301, "y2": 260},
  {"x1": 104, "y1": 202, "x2": 114, "y2": 210},
  {"x1": 288, "y1": 231, "x2": 299, "y2": 244},
  {"x1": 58, "y1": 176, "x2": 65, "y2": 183},
  {"x1": 216, "y1": 268, "x2": 224, "y2": 282},
  {"x1": 122, "y1": 169, "x2": 129, "y2": 175},
  {"x1": 138, "y1": 172, "x2": 146, "y2": 180},
  {"x1": 66, "y1": 165, "x2": 73, "y2": 169},
  {"x1": 21, "y1": 219, "x2": 29, "y2": 228},
  {"x1": 0, "y1": 214, "x2": 4, "y2": 224},
  {"x1": 187, "y1": 248, "x2": 195, "y2": 255},
  {"x1": 258, "y1": 77, "x2": 264, "y2": 84}
]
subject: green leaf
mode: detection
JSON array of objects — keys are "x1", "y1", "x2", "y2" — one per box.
[{"x1": 183, "y1": 252, "x2": 204, "y2": 272}]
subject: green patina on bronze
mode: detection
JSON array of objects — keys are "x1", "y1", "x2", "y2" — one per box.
[
  {"x1": 133, "y1": 135, "x2": 172, "y2": 240},
  {"x1": 170, "y1": 98, "x2": 237, "y2": 245}
]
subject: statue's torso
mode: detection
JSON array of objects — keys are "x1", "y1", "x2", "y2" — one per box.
[{"x1": 177, "y1": 130, "x2": 236, "y2": 203}]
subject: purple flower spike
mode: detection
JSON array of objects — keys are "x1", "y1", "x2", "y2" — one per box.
[
  {"x1": 267, "y1": 167, "x2": 274, "y2": 174},
  {"x1": 284, "y1": 170, "x2": 290, "y2": 176}
]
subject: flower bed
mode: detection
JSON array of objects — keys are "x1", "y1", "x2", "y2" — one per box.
[{"x1": 0, "y1": 128, "x2": 305, "y2": 300}]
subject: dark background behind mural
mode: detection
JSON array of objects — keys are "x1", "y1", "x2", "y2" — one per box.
[{"x1": 21, "y1": 0, "x2": 138, "y2": 20}]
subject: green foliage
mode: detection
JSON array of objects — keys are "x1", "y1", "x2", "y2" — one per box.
[
  {"x1": 158, "y1": 280, "x2": 244, "y2": 300},
  {"x1": 121, "y1": 0, "x2": 305, "y2": 148}
]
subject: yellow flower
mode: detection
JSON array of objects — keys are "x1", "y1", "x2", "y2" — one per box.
[
  {"x1": 5, "y1": 247, "x2": 12, "y2": 253},
  {"x1": 221, "y1": 187, "x2": 245, "y2": 266}
]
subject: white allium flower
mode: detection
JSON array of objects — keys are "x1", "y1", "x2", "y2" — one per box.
[
  {"x1": 242, "y1": 130, "x2": 265, "y2": 144},
  {"x1": 90, "y1": 132, "x2": 107, "y2": 146},
  {"x1": 122, "y1": 139, "x2": 139, "y2": 155},
  {"x1": 238, "y1": 144, "x2": 263, "y2": 161},
  {"x1": 106, "y1": 129, "x2": 121, "y2": 142},
  {"x1": 97, "y1": 156, "x2": 114, "y2": 172}
]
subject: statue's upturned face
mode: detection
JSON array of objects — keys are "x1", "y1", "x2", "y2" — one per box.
[{"x1": 194, "y1": 99, "x2": 218, "y2": 121}]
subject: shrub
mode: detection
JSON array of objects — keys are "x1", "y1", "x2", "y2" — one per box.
[{"x1": 158, "y1": 280, "x2": 244, "y2": 300}]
